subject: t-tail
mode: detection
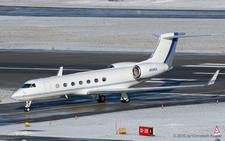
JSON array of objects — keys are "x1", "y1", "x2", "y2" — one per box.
[{"x1": 144, "y1": 32, "x2": 211, "y2": 69}]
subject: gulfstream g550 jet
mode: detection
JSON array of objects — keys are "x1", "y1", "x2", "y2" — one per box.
[{"x1": 11, "y1": 32, "x2": 219, "y2": 112}]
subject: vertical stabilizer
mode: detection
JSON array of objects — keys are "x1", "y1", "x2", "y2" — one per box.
[
  {"x1": 144, "y1": 32, "x2": 211, "y2": 69},
  {"x1": 148, "y1": 32, "x2": 184, "y2": 69}
]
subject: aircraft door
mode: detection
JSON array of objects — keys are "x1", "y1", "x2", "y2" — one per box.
[{"x1": 43, "y1": 81, "x2": 51, "y2": 93}]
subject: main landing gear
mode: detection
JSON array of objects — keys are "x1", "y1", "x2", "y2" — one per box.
[
  {"x1": 120, "y1": 92, "x2": 130, "y2": 103},
  {"x1": 24, "y1": 101, "x2": 32, "y2": 112},
  {"x1": 97, "y1": 95, "x2": 106, "y2": 103},
  {"x1": 95, "y1": 92, "x2": 130, "y2": 103}
]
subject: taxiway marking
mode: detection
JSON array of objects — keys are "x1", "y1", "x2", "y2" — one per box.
[
  {"x1": 198, "y1": 89, "x2": 225, "y2": 94},
  {"x1": 183, "y1": 63, "x2": 225, "y2": 68},
  {"x1": 8, "y1": 102, "x2": 105, "y2": 115},
  {"x1": 0, "y1": 67, "x2": 90, "y2": 71}
]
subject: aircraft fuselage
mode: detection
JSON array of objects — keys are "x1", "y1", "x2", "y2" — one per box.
[{"x1": 12, "y1": 63, "x2": 169, "y2": 101}]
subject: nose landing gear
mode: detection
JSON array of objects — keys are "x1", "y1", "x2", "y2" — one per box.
[{"x1": 24, "y1": 101, "x2": 32, "y2": 112}]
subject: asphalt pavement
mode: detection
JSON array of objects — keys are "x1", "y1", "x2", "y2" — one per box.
[
  {"x1": 0, "y1": 51, "x2": 225, "y2": 125},
  {"x1": 0, "y1": 6, "x2": 225, "y2": 18}
]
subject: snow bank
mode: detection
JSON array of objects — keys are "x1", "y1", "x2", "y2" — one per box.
[
  {"x1": 1, "y1": 16, "x2": 224, "y2": 53},
  {"x1": 0, "y1": 0, "x2": 225, "y2": 53},
  {"x1": 0, "y1": 88, "x2": 15, "y2": 104},
  {"x1": 0, "y1": 0, "x2": 225, "y2": 10}
]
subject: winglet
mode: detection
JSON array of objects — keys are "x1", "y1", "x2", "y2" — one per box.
[
  {"x1": 206, "y1": 70, "x2": 220, "y2": 86},
  {"x1": 57, "y1": 66, "x2": 63, "y2": 76}
]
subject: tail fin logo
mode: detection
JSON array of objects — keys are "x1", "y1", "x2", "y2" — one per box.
[{"x1": 163, "y1": 32, "x2": 178, "y2": 64}]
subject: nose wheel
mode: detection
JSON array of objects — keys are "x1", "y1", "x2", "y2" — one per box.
[
  {"x1": 24, "y1": 107, "x2": 30, "y2": 112},
  {"x1": 24, "y1": 101, "x2": 32, "y2": 112}
]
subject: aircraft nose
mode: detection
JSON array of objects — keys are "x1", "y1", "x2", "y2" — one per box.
[
  {"x1": 11, "y1": 89, "x2": 22, "y2": 100},
  {"x1": 11, "y1": 93, "x2": 18, "y2": 100},
  {"x1": 11, "y1": 93, "x2": 17, "y2": 100}
]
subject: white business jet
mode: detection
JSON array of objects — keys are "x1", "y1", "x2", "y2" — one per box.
[{"x1": 11, "y1": 32, "x2": 219, "y2": 112}]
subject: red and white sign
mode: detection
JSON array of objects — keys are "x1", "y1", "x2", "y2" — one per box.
[
  {"x1": 139, "y1": 126, "x2": 153, "y2": 136},
  {"x1": 214, "y1": 126, "x2": 220, "y2": 135}
]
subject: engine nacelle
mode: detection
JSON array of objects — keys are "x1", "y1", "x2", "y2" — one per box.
[
  {"x1": 108, "y1": 62, "x2": 136, "y2": 68},
  {"x1": 132, "y1": 63, "x2": 169, "y2": 80}
]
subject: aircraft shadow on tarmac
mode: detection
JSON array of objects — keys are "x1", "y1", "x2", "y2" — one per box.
[
  {"x1": 0, "y1": 79, "x2": 223, "y2": 124},
  {"x1": 0, "y1": 89, "x2": 223, "y2": 124}
]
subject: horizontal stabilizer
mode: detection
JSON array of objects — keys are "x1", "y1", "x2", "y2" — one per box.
[
  {"x1": 154, "y1": 33, "x2": 212, "y2": 39},
  {"x1": 163, "y1": 34, "x2": 212, "y2": 39}
]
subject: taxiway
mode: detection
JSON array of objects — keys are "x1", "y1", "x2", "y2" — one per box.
[{"x1": 0, "y1": 51, "x2": 225, "y2": 125}]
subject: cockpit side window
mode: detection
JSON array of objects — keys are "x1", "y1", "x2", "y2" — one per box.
[{"x1": 31, "y1": 83, "x2": 36, "y2": 88}]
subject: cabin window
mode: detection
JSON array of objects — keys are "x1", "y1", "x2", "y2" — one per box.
[
  {"x1": 87, "y1": 80, "x2": 91, "y2": 84},
  {"x1": 71, "y1": 82, "x2": 75, "y2": 86},
  {"x1": 102, "y1": 77, "x2": 106, "y2": 82},
  {"x1": 94, "y1": 78, "x2": 98, "y2": 83},
  {"x1": 55, "y1": 84, "x2": 60, "y2": 88},
  {"x1": 63, "y1": 83, "x2": 67, "y2": 87},
  {"x1": 79, "y1": 81, "x2": 83, "y2": 85}
]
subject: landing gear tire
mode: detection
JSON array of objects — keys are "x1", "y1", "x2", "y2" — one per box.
[
  {"x1": 24, "y1": 101, "x2": 32, "y2": 112},
  {"x1": 120, "y1": 92, "x2": 130, "y2": 103},
  {"x1": 97, "y1": 95, "x2": 106, "y2": 103},
  {"x1": 24, "y1": 107, "x2": 30, "y2": 112},
  {"x1": 120, "y1": 97, "x2": 130, "y2": 103}
]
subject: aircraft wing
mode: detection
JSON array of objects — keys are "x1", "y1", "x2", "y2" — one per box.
[{"x1": 87, "y1": 70, "x2": 219, "y2": 95}]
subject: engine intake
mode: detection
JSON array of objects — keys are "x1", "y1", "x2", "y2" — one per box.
[
  {"x1": 132, "y1": 63, "x2": 168, "y2": 80},
  {"x1": 132, "y1": 65, "x2": 141, "y2": 79}
]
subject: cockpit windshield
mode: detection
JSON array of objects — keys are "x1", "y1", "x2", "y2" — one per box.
[{"x1": 21, "y1": 83, "x2": 36, "y2": 88}]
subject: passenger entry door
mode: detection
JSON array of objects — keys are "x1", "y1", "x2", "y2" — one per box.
[{"x1": 43, "y1": 81, "x2": 51, "y2": 93}]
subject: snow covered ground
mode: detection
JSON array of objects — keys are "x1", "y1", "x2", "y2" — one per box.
[
  {"x1": 1, "y1": 102, "x2": 224, "y2": 141},
  {"x1": 1, "y1": 16, "x2": 225, "y2": 53},
  {"x1": 1, "y1": 0, "x2": 225, "y2": 10},
  {"x1": 0, "y1": 0, "x2": 225, "y2": 53},
  {"x1": 0, "y1": 89, "x2": 15, "y2": 104}
]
